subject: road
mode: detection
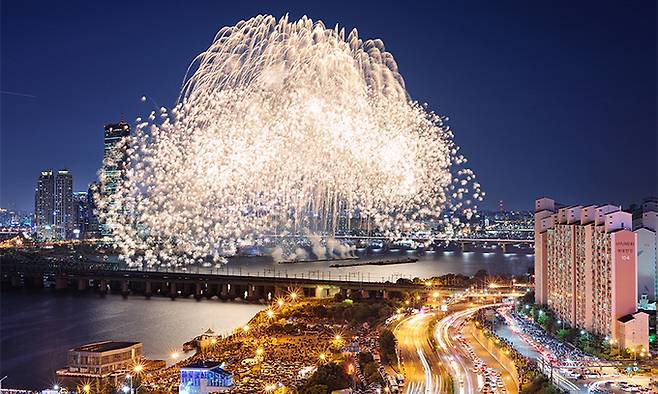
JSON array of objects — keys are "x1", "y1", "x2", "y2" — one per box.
[
  {"x1": 394, "y1": 311, "x2": 446, "y2": 393},
  {"x1": 433, "y1": 303, "x2": 519, "y2": 394},
  {"x1": 394, "y1": 302, "x2": 522, "y2": 394},
  {"x1": 463, "y1": 321, "x2": 519, "y2": 393}
]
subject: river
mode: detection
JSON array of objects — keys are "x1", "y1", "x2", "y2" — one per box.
[{"x1": 0, "y1": 250, "x2": 533, "y2": 389}]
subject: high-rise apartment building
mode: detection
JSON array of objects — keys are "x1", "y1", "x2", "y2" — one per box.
[
  {"x1": 34, "y1": 169, "x2": 79, "y2": 241},
  {"x1": 102, "y1": 122, "x2": 130, "y2": 194},
  {"x1": 34, "y1": 170, "x2": 55, "y2": 240},
  {"x1": 636, "y1": 209, "x2": 658, "y2": 304},
  {"x1": 54, "y1": 169, "x2": 74, "y2": 239},
  {"x1": 100, "y1": 122, "x2": 130, "y2": 239},
  {"x1": 72, "y1": 191, "x2": 88, "y2": 239},
  {"x1": 86, "y1": 182, "x2": 101, "y2": 239},
  {"x1": 534, "y1": 197, "x2": 648, "y2": 351}
]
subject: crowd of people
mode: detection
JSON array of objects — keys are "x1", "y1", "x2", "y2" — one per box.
[{"x1": 140, "y1": 298, "x2": 393, "y2": 393}]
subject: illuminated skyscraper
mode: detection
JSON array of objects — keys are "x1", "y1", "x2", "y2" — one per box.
[
  {"x1": 86, "y1": 182, "x2": 101, "y2": 239},
  {"x1": 100, "y1": 122, "x2": 130, "y2": 239},
  {"x1": 54, "y1": 169, "x2": 74, "y2": 239},
  {"x1": 72, "y1": 191, "x2": 88, "y2": 239},
  {"x1": 102, "y1": 121, "x2": 130, "y2": 195},
  {"x1": 34, "y1": 170, "x2": 55, "y2": 240}
]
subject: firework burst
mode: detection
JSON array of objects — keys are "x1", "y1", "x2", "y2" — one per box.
[{"x1": 98, "y1": 14, "x2": 483, "y2": 267}]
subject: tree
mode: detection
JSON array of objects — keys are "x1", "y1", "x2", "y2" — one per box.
[
  {"x1": 379, "y1": 329, "x2": 397, "y2": 363},
  {"x1": 304, "y1": 363, "x2": 350, "y2": 391},
  {"x1": 363, "y1": 362, "x2": 381, "y2": 384}
]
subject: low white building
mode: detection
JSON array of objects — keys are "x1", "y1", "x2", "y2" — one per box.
[{"x1": 179, "y1": 361, "x2": 233, "y2": 394}]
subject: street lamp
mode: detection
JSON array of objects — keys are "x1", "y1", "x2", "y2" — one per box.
[
  {"x1": 126, "y1": 374, "x2": 133, "y2": 394},
  {"x1": 0, "y1": 376, "x2": 7, "y2": 392}
]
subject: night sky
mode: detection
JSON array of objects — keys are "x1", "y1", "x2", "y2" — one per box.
[{"x1": 1, "y1": 1, "x2": 656, "y2": 212}]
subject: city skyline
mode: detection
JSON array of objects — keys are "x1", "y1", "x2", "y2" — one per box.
[
  {"x1": 2, "y1": 3, "x2": 658, "y2": 392},
  {"x1": 2, "y1": 1, "x2": 656, "y2": 212}
]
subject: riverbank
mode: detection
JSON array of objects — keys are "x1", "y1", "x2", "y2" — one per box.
[
  {"x1": 142, "y1": 297, "x2": 396, "y2": 393},
  {"x1": 0, "y1": 291, "x2": 264, "y2": 390},
  {"x1": 329, "y1": 257, "x2": 418, "y2": 268}
]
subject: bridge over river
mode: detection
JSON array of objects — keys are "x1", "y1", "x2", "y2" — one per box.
[{"x1": 0, "y1": 260, "x2": 526, "y2": 301}]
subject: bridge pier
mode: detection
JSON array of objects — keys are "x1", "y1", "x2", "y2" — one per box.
[
  {"x1": 220, "y1": 283, "x2": 229, "y2": 299},
  {"x1": 274, "y1": 286, "x2": 285, "y2": 298},
  {"x1": 77, "y1": 278, "x2": 88, "y2": 291},
  {"x1": 55, "y1": 277, "x2": 68, "y2": 291},
  {"x1": 144, "y1": 280, "x2": 152, "y2": 298},
  {"x1": 99, "y1": 279, "x2": 108, "y2": 295},
  {"x1": 195, "y1": 283, "x2": 203, "y2": 300},
  {"x1": 228, "y1": 283, "x2": 237, "y2": 298},
  {"x1": 247, "y1": 285, "x2": 264, "y2": 301},
  {"x1": 169, "y1": 282, "x2": 177, "y2": 299},
  {"x1": 121, "y1": 280, "x2": 130, "y2": 297},
  {"x1": 205, "y1": 283, "x2": 217, "y2": 299},
  {"x1": 10, "y1": 275, "x2": 21, "y2": 288}
]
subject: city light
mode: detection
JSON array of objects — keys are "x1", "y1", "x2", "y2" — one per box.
[
  {"x1": 266, "y1": 309, "x2": 275, "y2": 319},
  {"x1": 133, "y1": 363, "x2": 144, "y2": 374}
]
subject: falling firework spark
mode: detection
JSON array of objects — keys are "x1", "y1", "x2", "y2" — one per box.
[{"x1": 98, "y1": 14, "x2": 483, "y2": 267}]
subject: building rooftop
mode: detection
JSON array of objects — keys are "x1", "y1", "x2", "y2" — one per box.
[
  {"x1": 182, "y1": 361, "x2": 230, "y2": 373},
  {"x1": 618, "y1": 314, "x2": 634, "y2": 323},
  {"x1": 71, "y1": 341, "x2": 141, "y2": 353}
]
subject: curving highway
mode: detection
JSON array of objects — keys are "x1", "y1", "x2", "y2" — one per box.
[
  {"x1": 394, "y1": 312, "x2": 446, "y2": 393},
  {"x1": 395, "y1": 303, "x2": 520, "y2": 394}
]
